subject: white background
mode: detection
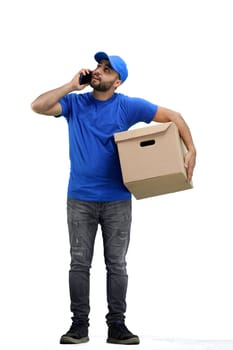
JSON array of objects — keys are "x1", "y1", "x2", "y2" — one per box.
[{"x1": 1, "y1": 0, "x2": 233, "y2": 349}]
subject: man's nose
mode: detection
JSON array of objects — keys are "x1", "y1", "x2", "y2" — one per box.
[
  {"x1": 93, "y1": 69, "x2": 101, "y2": 77},
  {"x1": 94, "y1": 66, "x2": 103, "y2": 74}
]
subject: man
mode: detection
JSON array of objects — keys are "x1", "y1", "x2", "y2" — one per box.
[{"x1": 31, "y1": 51, "x2": 196, "y2": 345}]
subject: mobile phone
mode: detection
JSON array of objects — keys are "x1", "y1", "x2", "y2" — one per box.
[{"x1": 79, "y1": 72, "x2": 92, "y2": 85}]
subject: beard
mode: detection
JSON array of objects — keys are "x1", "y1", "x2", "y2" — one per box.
[{"x1": 90, "y1": 79, "x2": 116, "y2": 92}]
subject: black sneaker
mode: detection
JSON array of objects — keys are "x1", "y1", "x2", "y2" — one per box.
[
  {"x1": 107, "y1": 323, "x2": 140, "y2": 345},
  {"x1": 60, "y1": 321, "x2": 89, "y2": 344}
]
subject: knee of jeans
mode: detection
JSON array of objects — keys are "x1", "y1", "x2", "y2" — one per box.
[
  {"x1": 106, "y1": 262, "x2": 127, "y2": 275},
  {"x1": 70, "y1": 260, "x2": 91, "y2": 273},
  {"x1": 70, "y1": 247, "x2": 91, "y2": 271}
]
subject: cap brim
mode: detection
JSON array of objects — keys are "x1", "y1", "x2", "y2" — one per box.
[{"x1": 94, "y1": 52, "x2": 110, "y2": 63}]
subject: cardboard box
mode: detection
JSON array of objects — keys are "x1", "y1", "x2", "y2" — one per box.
[{"x1": 114, "y1": 122, "x2": 193, "y2": 199}]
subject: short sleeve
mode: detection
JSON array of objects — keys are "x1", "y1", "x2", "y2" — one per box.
[
  {"x1": 54, "y1": 95, "x2": 73, "y2": 120},
  {"x1": 121, "y1": 96, "x2": 158, "y2": 129}
]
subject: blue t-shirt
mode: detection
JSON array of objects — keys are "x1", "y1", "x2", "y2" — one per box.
[{"x1": 57, "y1": 92, "x2": 158, "y2": 201}]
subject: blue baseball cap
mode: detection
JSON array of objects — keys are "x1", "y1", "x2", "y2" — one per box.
[{"x1": 94, "y1": 51, "x2": 128, "y2": 83}]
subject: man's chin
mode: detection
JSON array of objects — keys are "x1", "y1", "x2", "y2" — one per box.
[{"x1": 90, "y1": 81, "x2": 100, "y2": 89}]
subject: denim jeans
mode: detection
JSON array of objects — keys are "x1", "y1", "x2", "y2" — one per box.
[{"x1": 67, "y1": 198, "x2": 132, "y2": 326}]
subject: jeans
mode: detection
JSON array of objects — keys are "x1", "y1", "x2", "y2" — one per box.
[{"x1": 67, "y1": 198, "x2": 132, "y2": 326}]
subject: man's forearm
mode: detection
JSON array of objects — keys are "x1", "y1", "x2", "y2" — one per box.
[
  {"x1": 31, "y1": 82, "x2": 73, "y2": 114},
  {"x1": 174, "y1": 114, "x2": 196, "y2": 153}
]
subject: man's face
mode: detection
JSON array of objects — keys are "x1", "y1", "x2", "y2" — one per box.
[{"x1": 91, "y1": 59, "x2": 120, "y2": 92}]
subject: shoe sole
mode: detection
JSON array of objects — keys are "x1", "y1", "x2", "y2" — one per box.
[
  {"x1": 60, "y1": 335, "x2": 89, "y2": 344},
  {"x1": 107, "y1": 336, "x2": 140, "y2": 345}
]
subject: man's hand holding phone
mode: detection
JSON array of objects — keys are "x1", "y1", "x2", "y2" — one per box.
[
  {"x1": 79, "y1": 72, "x2": 92, "y2": 85},
  {"x1": 69, "y1": 69, "x2": 92, "y2": 91},
  {"x1": 79, "y1": 71, "x2": 92, "y2": 85}
]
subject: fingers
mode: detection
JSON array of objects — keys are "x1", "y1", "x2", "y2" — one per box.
[
  {"x1": 71, "y1": 69, "x2": 92, "y2": 90},
  {"x1": 79, "y1": 69, "x2": 92, "y2": 86},
  {"x1": 80, "y1": 68, "x2": 92, "y2": 75},
  {"x1": 78, "y1": 68, "x2": 92, "y2": 81},
  {"x1": 184, "y1": 151, "x2": 196, "y2": 182},
  {"x1": 185, "y1": 163, "x2": 194, "y2": 182}
]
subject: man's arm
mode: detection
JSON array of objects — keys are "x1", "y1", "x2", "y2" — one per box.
[
  {"x1": 153, "y1": 106, "x2": 196, "y2": 181},
  {"x1": 31, "y1": 69, "x2": 91, "y2": 116}
]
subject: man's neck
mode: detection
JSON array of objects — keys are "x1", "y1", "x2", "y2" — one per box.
[{"x1": 92, "y1": 89, "x2": 115, "y2": 101}]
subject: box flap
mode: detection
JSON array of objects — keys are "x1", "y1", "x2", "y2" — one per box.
[{"x1": 114, "y1": 122, "x2": 174, "y2": 143}]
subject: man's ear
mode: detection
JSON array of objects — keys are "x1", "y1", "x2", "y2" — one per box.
[{"x1": 114, "y1": 79, "x2": 122, "y2": 89}]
